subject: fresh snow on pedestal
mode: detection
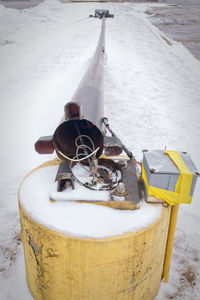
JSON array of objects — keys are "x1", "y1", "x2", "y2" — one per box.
[
  {"x1": 19, "y1": 165, "x2": 162, "y2": 238},
  {"x1": 0, "y1": 0, "x2": 200, "y2": 299},
  {"x1": 49, "y1": 162, "x2": 123, "y2": 202}
]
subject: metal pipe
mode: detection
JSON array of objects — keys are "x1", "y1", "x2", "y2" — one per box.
[
  {"x1": 102, "y1": 118, "x2": 133, "y2": 159},
  {"x1": 52, "y1": 17, "x2": 106, "y2": 160}
]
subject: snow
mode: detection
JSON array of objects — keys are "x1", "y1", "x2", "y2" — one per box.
[
  {"x1": 19, "y1": 165, "x2": 162, "y2": 238},
  {"x1": 49, "y1": 162, "x2": 120, "y2": 202},
  {"x1": 50, "y1": 181, "x2": 111, "y2": 201},
  {"x1": 0, "y1": 0, "x2": 200, "y2": 299}
]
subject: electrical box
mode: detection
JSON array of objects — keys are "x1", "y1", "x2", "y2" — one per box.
[{"x1": 142, "y1": 150, "x2": 199, "y2": 205}]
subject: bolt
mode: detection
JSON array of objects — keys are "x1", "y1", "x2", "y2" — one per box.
[{"x1": 117, "y1": 182, "x2": 126, "y2": 194}]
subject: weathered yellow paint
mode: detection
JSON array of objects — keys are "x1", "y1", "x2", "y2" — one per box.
[
  {"x1": 18, "y1": 160, "x2": 171, "y2": 300},
  {"x1": 99, "y1": 153, "x2": 129, "y2": 160},
  {"x1": 163, "y1": 204, "x2": 179, "y2": 283}
]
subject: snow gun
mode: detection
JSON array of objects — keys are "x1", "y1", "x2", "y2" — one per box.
[
  {"x1": 34, "y1": 9, "x2": 199, "y2": 212},
  {"x1": 34, "y1": 10, "x2": 142, "y2": 210}
]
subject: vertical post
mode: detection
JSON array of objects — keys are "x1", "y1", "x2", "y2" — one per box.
[{"x1": 163, "y1": 204, "x2": 179, "y2": 282}]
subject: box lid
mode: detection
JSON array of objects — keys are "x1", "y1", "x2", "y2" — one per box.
[{"x1": 143, "y1": 150, "x2": 179, "y2": 175}]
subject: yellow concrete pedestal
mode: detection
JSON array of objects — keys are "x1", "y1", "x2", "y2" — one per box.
[{"x1": 18, "y1": 160, "x2": 171, "y2": 300}]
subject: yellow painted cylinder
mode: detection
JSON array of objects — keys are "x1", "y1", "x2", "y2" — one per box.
[{"x1": 18, "y1": 160, "x2": 171, "y2": 300}]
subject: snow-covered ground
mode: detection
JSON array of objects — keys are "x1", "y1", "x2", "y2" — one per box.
[{"x1": 0, "y1": 1, "x2": 200, "y2": 299}]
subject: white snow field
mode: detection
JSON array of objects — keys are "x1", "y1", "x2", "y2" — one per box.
[{"x1": 0, "y1": 1, "x2": 200, "y2": 299}]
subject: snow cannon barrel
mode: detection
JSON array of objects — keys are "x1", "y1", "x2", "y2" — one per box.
[
  {"x1": 35, "y1": 14, "x2": 108, "y2": 159},
  {"x1": 53, "y1": 17, "x2": 105, "y2": 160}
]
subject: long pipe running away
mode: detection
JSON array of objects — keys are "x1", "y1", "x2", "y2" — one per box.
[{"x1": 35, "y1": 10, "x2": 114, "y2": 159}]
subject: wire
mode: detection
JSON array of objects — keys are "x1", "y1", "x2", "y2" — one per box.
[
  {"x1": 59, "y1": 134, "x2": 120, "y2": 191},
  {"x1": 75, "y1": 135, "x2": 95, "y2": 150},
  {"x1": 57, "y1": 147, "x2": 99, "y2": 163},
  {"x1": 70, "y1": 162, "x2": 119, "y2": 191}
]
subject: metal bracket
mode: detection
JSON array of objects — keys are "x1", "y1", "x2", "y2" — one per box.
[{"x1": 55, "y1": 160, "x2": 74, "y2": 192}]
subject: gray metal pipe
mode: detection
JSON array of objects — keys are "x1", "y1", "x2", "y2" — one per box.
[{"x1": 53, "y1": 17, "x2": 106, "y2": 159}]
